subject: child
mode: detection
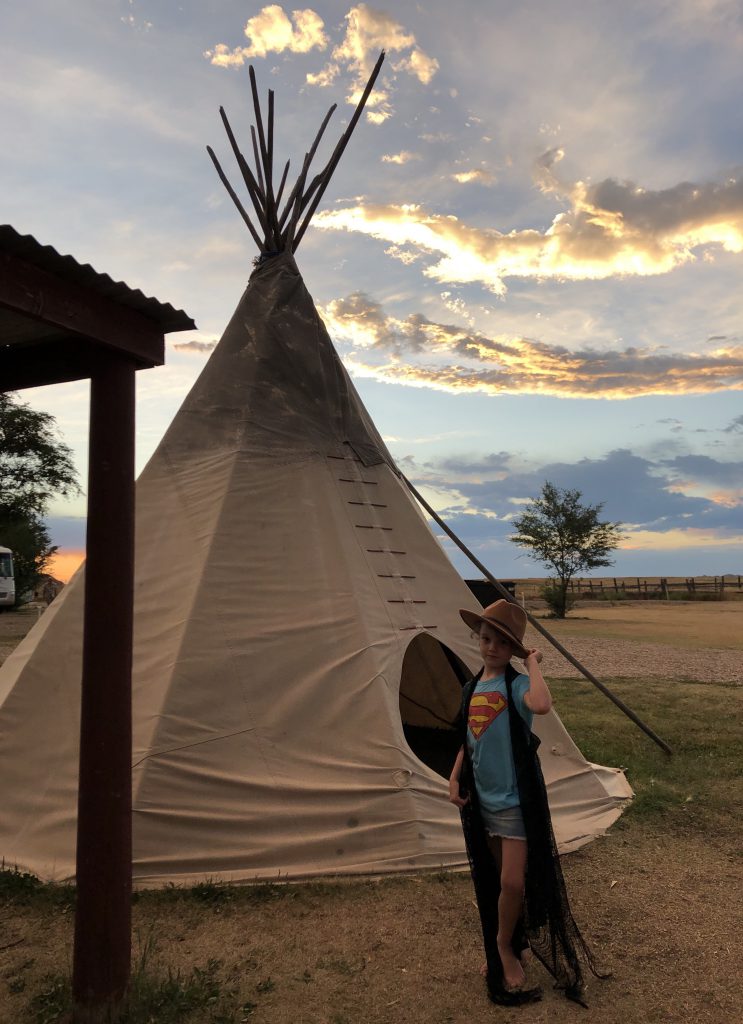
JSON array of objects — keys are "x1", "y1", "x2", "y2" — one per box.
[{"x1": 449, "y1": 599, "x2": 603, "y2": 1007}]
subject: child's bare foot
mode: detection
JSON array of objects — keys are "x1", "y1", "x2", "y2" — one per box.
[
  {"x1": 479, "y1": 961, "x2": 487, "y2": 977},
  {"x1": 497, "y1": 942, "x2": 526, "y2": 990}
]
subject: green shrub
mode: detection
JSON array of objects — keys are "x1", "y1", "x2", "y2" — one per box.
[{"x1": 541, "y1": 580, "x2": 575, "y2": 618}]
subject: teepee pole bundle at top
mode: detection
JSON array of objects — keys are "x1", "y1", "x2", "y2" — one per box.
[{"x1": 208, "y1": 51, "x2": 386, "y2": 256}]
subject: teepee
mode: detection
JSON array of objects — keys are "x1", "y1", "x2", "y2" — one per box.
[{"x1": 0, "y1": 57, "x2": 631, "y2": 885}]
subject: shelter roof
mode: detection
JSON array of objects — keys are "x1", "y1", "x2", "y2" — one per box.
[{"x1": 0, "y1": 224, "x2": 195, "y2": 390}]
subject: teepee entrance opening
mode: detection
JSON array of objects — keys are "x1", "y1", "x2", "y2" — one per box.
[{"x1": 399, "y1": 632, "x2": 470, "y2": 780}]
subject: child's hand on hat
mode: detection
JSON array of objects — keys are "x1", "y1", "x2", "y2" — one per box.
[{"x1": 525, "y1": 648, "x2": 543, "y2": 665}]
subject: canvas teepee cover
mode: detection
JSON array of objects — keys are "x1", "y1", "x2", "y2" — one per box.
[{"x1": 0, "y1": 64, "x2": 631, "y2": 886}]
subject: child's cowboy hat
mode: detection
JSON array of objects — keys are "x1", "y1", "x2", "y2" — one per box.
[{"x1": 459, "y1": 599, "x2": 530, "y2": 660}]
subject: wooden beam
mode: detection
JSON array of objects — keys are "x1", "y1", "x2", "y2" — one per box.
[
  {"x1": 0, "y1": 253, "x2": 165, "y2": 366},
  {"x1": 2, "y1": 337, "x2": 152, "y2": 390}
]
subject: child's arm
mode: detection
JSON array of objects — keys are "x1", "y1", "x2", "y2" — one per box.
[
  {"x1": 522, "y1": 649, "x2": 552, "y2": 715},
  {"x1": 448, "y1": 745, "x2": 469, "y2": 806}
]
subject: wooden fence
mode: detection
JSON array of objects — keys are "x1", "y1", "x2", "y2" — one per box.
[{"x1": 567, "y1": 575, "x2": 743, "y2": 599}]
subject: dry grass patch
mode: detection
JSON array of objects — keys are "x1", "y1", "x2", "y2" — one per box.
[{"x1": 529, "y1": 599, "x2": 743, "y2": 650}]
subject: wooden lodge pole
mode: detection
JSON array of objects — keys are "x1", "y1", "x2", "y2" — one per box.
[{"x1": 73, "y1": 356, "x2": 136, "y2": 1019}]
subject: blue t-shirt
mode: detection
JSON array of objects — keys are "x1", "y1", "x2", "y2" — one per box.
[{"x1": 466, "y1": 672, "x2": 533, "y2": 813}]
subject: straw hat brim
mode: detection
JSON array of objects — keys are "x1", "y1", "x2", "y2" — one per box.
[{"x1": 459, "y1": 608, "x2": 530, "y2": 660}]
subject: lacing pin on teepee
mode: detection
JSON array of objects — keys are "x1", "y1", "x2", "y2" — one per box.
[{"x1": 207, "y1": 52, "x2": 386, "y2": 259}]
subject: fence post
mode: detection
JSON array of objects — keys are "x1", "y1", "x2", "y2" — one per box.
[{"x1": 661, "y1": 578, "x2": 669, "y2": 600}]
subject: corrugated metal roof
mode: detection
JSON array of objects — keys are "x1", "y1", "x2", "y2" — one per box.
[{"x1": 0, "y1": 224, "x2": 196, "y2": 333}]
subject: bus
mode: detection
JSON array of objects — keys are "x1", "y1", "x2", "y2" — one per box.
[{"x1": 0, "y1": 547, "x2": 15, "y2": 609}]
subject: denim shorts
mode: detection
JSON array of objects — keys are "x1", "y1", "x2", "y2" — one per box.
[{"x1": 481, "y1": 804, "x2": 527, "y2": 841}]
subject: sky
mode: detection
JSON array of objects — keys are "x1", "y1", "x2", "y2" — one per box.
[{"x1": 3, "y1": 0, "x2": 742, "y2": 582}]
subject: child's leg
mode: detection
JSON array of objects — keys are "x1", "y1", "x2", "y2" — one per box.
[{"x1": 496, "y1": 837, "x2": 527, "y2": 988}]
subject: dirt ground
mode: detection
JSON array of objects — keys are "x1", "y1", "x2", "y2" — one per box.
[
  {"x1": 2, "y1": 829, "x2": 740, "y2": 1024},
  {"x1": 529, "y1": 599, "x2": 743, "y2": 650},
  {"x1": 0, "y1": 608, "x2": 41, "y2": 667},
  {"x1": 1, "y1": 602, "x2": 742, "y2": 1023}
]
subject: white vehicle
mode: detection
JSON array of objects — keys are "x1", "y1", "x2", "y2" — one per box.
[{"x1": 0, "y1": 547, "x2": 16, "y2": 609}]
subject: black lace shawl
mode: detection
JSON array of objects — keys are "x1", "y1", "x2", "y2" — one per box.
[{"x1": 458, "y1": 664, "x2": 606, "y2": 1006}]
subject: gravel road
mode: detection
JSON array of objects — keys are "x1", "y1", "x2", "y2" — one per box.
[{"x1": 529, "y1": 632, "x2": 742, "y2": 684}]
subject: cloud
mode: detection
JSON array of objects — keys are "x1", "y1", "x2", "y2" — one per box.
[
  {"x1": 723, "y1": 414, "x2": 743, "y2": 432},
  {"x1": 664, "y1": 453, "x2": 743, "y2": 484},
  {"x1": 321, "y1": 292, "x2": 743, "y2": 398},
  {"x1": 392, "y1": 48, "x2": 439, "y2": 84},
  {"x1": 205, "y1": 5, "x2": 328, "y2": 67},
  {"x1": 309, "y1": 4, "x2": 438, "y2": 123},
  {"x1": 406, "y1": 449, "x2": 743, "y2": 547},
  {"x1": 381, "y1": 151, "x2": 421, "y2": 165},
  {"x1": 5, "y1": 62, "x2": 193, "y2": 144},
  {"x1": 451, "y1": 169, "x2": 496, "y2": 185},
  {"x1": 206, "y1": 5, "x2": 437, "y2": 122},
  {"x1": 313, "y1": 157, "x2": 743, "y2": 292},
  {"x1": 306, "y1": 63, "x2": 339, "y2": 86},
  {"x1": 172, "y1": 339, "x2": 217, "y2": 354}
]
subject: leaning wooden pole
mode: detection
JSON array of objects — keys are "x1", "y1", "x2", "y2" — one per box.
[{"x1": 402, "y1": 474, "x2": 673, "y2": 756}]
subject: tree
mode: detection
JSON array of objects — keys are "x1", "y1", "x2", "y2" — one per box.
[
  {"x1": 0, "y1": 393, "x2": 80, "y2": 602},
  {"x1": 510, "y1": 481, "x2": 623, "y2": 618}
]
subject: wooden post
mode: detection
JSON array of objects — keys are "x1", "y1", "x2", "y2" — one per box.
[
  {"x1": 661, "y1": 578, "x2": 669, "y2": 600},
  {"x1": 73, "y1": 356, "x2": 135, "y2": 1020}
]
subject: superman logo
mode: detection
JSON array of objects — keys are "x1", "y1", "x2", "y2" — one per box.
[{"x1": 468, "y1": 692, "x2": 507, "y2": 739}]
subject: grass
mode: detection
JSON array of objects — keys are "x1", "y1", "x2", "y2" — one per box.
[
  {"x1": 530, "y1": 600, "x2": 743, "y2": 649},
  {"x1": 0, "y1": 863, "x2": 75, "y2": 911},
  {"x1": 549, "y1": 676, "x2": 743, "y2": 836},
  {"x1": 26, "y1": 934, "x2": 253, "y2": 1024}
]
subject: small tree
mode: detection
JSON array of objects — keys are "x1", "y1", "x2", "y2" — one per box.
[
  {"x1": 0, "y1": 393, "x2": 80, "y2": 602},
  {"x1": 510, "y1": 481, "x2": 623, "y2": 618}
]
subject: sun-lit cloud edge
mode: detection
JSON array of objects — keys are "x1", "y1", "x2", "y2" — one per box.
[
  {"x1": 205, "y1": 5, "x2": 438, "y2": 125},
  {"x1": 205, "y1": 5, "x2": 329, "y2": 66},
  {"x1": 312, "y1": 158, "x2": 743, "y2": 291},
  {"x1": 620, "y1": 527, "x2": 743, "y2": 551},
  {"x1": 318, "y1": 293, "x2": 743, "y2": 399},
  {"x1": 451, "y1": 169, "x2": 496, "y2": 185}
]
